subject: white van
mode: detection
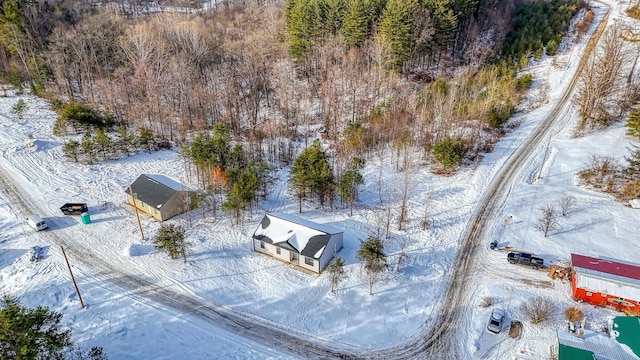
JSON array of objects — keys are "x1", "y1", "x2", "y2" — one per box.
[{"x1": 26, "y1": 214, "x2": 48, "y2": 231}]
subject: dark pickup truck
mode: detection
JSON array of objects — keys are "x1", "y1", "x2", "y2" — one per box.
[
  {"x1": 59, "y1": 203, "x2": 88, "y2": 215},
  {"x1": 507, "y1": 252, "x2": 544, "y2": 270}
]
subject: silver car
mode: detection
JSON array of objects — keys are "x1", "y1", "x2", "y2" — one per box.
[{"x1": 487, "y1": 309, "x2": 505, "y2": 333}]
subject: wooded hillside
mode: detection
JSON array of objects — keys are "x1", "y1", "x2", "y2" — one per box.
[{"x1": 0, "y1": 0, "x2": 583, "y2": 177}]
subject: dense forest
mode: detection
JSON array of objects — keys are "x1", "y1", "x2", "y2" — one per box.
[{"x1": 0, "y1": 0, "x2": 587, "y2": 217}]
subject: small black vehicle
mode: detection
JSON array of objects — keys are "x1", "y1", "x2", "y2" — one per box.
[
  {"x1": 507, "y1": 252, "x2": 544, "y2": 270},
  {"x1": 59, "y1": 203, "x2": 88, "y2": 215}
]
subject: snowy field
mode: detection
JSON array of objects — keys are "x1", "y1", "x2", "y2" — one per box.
[{"x1": 1, "y1": 1, "x2": 639, "y2": 359}]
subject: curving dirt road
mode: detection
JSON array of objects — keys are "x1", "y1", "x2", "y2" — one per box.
[
  {"x1": 400, "y1": 5, "x2": 611, "y2": 359},
  {"x1": 0, "y1": 4, "x2": 610, "y2": 360},
  {"x1": 0, "y1": 164, "x2": 365, "y2": 359}
]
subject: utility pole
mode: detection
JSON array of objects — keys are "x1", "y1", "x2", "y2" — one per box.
[
  {"x1": 61, "y1": 246, "x2": 85, "y2": 309},
  {"x1": 129, "y1": 186, "x2": 144, "y2": 241}
]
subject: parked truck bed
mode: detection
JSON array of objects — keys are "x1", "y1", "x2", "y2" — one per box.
[{"x1": 507, "y1": 252, "x2": 544, "y2": 270}]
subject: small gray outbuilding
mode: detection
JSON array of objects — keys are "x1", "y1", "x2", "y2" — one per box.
[
  {"x1": 252, "y1": 212, "x2": 343, "y2": 273},
  {"x1": 125, "y1": 174, "x2": 195, "y2": 222}
]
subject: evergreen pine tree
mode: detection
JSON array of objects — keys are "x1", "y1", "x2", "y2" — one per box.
[
  {"x1": 222, "y1": 181, "x2": 247, "y2": 226},
  {"x1": 342, "y1": 0, "x2": 368, "y2": 47},
  {"x1": 222, "y1": 161, "x2": 265, "y2": 226},
  {"x1": 153, "y1": 224, "x2": 189, "y2": 261},
  {"x1": 290, "y1": 140, "x2": 335, "y2": 213},
  {"x1": 327, "y1": 257, "x2": 347, "y2": 293},
  {"x1": 117, "y1": 124, "x2": 134, "y2": 156},
  {"x1": 423, "y1": 0, "x2": 458, "y2": 49},
  {"x1": 337, "y1": 157, "x2": 364, "y2": 216},
  {"x1": 11, "y1": 99, "x2": 26, "y2": 119},
  {"x1": 378, "y1": 0, "x2": 418, "y2": 71},
  {"x1": 625, "y1": 146, "x2": 640, "y2": 179},
  {"x1": 356, "y1": 235, "x2": 387, "y2": 295},
  {"x1": 319, "y1": 0, "x2": 347, "y2": 36},
  {"x1": 432, "y1": 136, "x2": 466, "y2": 170},
  {"x1": 211, "y1": 123, "x2": 231, "y2": 170},
  {"x1": 63, "y1": 140, "x2": 80, "y2": 163},
  {"x1": 138, "y1": 126, "x2": 155, "y2": 152},
  {"x1": 0, "y1": 295, "x2": 72, "y2": 359},
  {"x1": 285, "y1": 0, "x2": 321, "y2": 60},
  {"x1": 625, "y1": 109, "x2": 640, "y2": 140},
  {"x1": 80, "y1": 131, "x2": 96, "y2": 164},
  {"x1": 93, "y1": 128, "x2": 112, "y2": 160}
]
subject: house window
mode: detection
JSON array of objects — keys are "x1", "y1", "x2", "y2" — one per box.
[
  {"x1": 305, "y1": 257, "x2": 314, "y2": 266},
  {"x1": 276, "y1": 247, "x2": 281, "y2": 255},
  {"x1": 260, "y1": 242, "x2": 265, "y2": 249}
]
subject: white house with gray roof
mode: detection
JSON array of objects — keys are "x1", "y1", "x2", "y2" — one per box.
[
  {"x1": 126, "y1": 174, "x2": 195, "y2": 222},
  {"x1": 252, "y1": 212, "x2": 343, "y2": 273}
]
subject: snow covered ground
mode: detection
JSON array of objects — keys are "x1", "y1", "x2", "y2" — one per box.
[{"x1": 1, "y1": 1, "x2": 639, "y2": 359}]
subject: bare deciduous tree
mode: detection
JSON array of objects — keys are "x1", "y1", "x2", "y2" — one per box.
[
  {"x1": 534, "y1": 204, "x2": 559, "y2": 237},
  {"x1": 558, "y1": 194, "x2": 577, "y2": 216},
  {"x1": 573, "y1": 26, "x2": 631, "y2": 134},
  {"x1": 397, "y1": 146, "x2": 417, "y2": 231},
  {"x1": 421, "y1": 196, "x2": 432, "y2": 231},
  {"x1": 395, "y1": 235, "x2": 410, "y2": 272},
  {"x1": 578, "y1": 155, "x2": 622, "y2": 192},
  {"x1": 521, "y1": 297, "x2": 556, "y2": 324}
]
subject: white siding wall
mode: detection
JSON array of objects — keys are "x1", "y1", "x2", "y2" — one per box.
[
  {"x1": 298, "y1": 256, "x2": 319, "y2": 273},
  {"x1": 318, "y1": 233, "x2": 344, "y2": 272},
  {"x1": 254, "y1": 240, "x2": 292, "y2": 262},
  {"x1": 253, "y1": 231, "x2": 345, "y2": 274},
  {"x1": 576, "y1": 272, "x2": 640, "y2": 300}
]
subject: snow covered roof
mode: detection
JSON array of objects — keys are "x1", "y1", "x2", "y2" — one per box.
[
  {"x1": 572, "y1": 254, "x2": 640, "y2": 282},
  {"x1": 611, "y1": 317, "x2": 640, "y2": 357},
  {"x1": 252, "y1": 212, "x2": 342, "y2": 259},
  {"x1": 146, "y1": 174, "x2": 194, "y2": 192},
  {"x1": 126, "y1": 174, "x2": 193, "y2": 209},
  {"x1": 557, "y1": 330, "x2": 640, "y2": 360}
]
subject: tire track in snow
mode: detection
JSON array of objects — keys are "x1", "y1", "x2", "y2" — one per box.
[
  {"x1": 0, "y1": 3, "x2": 610, "y2": 359},
  {"x1": 0, "y1": 164, "x2": 364, "y2": 359},
  {"x1": 411, "y1": 5, "x2": 611, "y2": 359}
]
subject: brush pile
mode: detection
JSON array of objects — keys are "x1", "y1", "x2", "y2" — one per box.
[{"x1": 547, "y1": 265, "x2": 571, "y2": 280}]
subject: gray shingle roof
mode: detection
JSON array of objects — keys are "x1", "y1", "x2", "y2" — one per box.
[{"x1": 125, "y1": 174, "x2": 191, "y2": 209}]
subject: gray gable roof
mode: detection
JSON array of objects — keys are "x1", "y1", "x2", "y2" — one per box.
[
  {"x1": 300, "y1": 233, "x2": 332, "y2": 258},
  {"x1": 126, "y1": 174, "x2": 191, "y2": 209}
]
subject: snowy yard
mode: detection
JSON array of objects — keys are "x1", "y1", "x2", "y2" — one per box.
[{"x1": 1, "y1": 1, "x2": 640, "y2": 359}]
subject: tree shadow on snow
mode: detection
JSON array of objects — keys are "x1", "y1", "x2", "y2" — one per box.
[
  {"x1": 128, "y1": 244, "x2": 155, "y2": 257},
  {"x1": 0, "y1": 248, "x2": 28, "y2": 267},
  {"x1": 550, "y1": 216, "x2": 609, "y2": 237}
]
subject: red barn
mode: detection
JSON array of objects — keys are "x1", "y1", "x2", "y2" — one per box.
[{"x1": 571, "y1": 254, "x2": 640, "y2": 314}]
